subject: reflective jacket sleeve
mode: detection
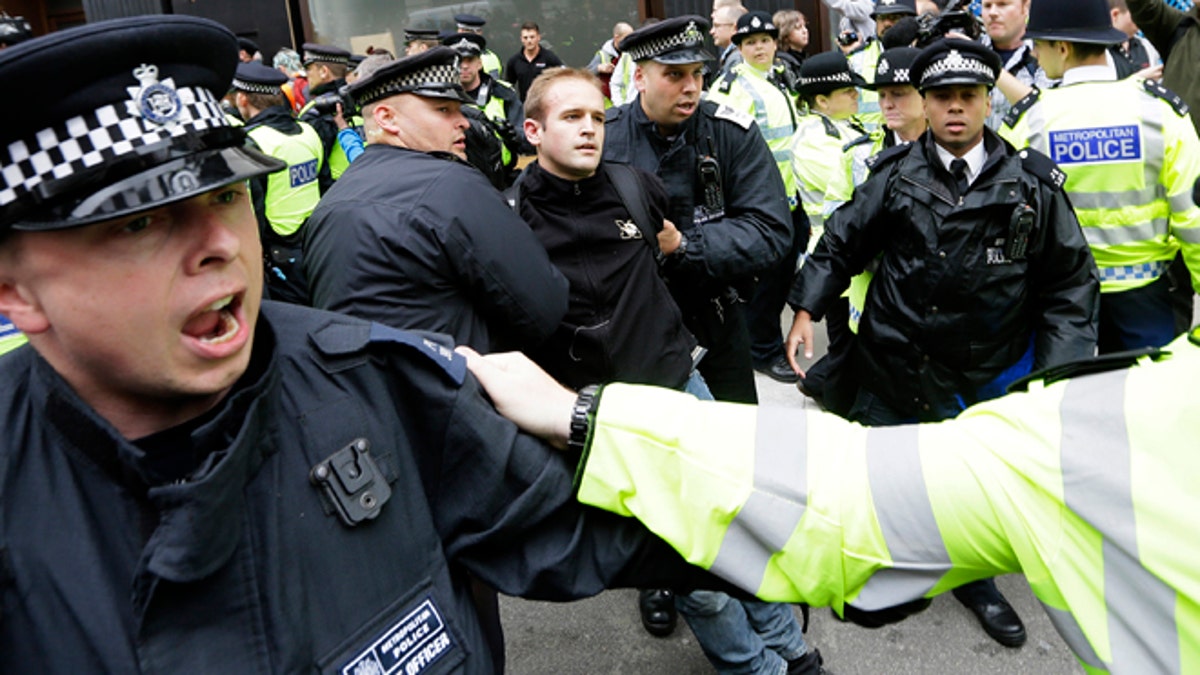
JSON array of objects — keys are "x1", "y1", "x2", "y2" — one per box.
[
  {"x1": 684, "y1": 114, "x2": 794, "y2": 280},
  {"x1": 1028, "y1": 186, "x2": 1101, "y2": 370},
  {"x1": 1163, "y1": 106, "x2": 1200, "y2": 293}
]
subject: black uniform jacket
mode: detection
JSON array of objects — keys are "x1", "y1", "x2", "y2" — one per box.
[
  {"x1": 603, "y1": 98, "x2": 793, "y2": 310},
  {"x1": 0, "y1": 303, "x2": 704, "y2": 673},
  {"x1": 303, "y1": 145, "x2": 569, "y2": 352},
  {"x1": 791, "y1": 130, "x2": 1100, "y2": 419},
  {"x1": 517, "y1": 162, "x2": 697, "y2": 390}
]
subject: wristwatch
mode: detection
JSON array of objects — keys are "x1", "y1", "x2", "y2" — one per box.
[{"x1": 568, "y1": 384, "x2": 602, "y2": 454}]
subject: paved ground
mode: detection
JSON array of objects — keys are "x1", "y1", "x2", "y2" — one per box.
[{"x1": 501, "y1": 308, "x2": 1101, "y2": 674}]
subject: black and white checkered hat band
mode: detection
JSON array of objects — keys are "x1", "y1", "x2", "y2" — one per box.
[
  {"x1": 800, "y1": 72, "x2": 856, "y2": 88},
  {"x1": 304, "y1": 51, "x2": 350, "y2": 66},
  {"x1": 920, "y1": 50, "x2": 994, "y2": 85},
  {"x1": 231, "y1": 77, "x2": 282, "y2": 95},
  {"x1": 358, "y1": 63, "x2": 460, "y2": 104},
  {"x1": 625, "y1": 31, "x2": 702, "y2": 62},
  {"x1": 0, "y1": 86, "x2": 226, "y2": 208},
  {"x1": 882, "y1": 68, "x2": 910, "y2": 83}
]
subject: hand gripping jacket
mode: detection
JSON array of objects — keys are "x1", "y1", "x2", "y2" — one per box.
[
  {"x1": 576, "y1": 327, "x2": 1200, "y2": 674},
  {"x1": 1001, "y1": 76, "x2": 1200, "y2": 295}
]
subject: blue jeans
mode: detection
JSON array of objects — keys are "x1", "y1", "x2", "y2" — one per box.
[
  {"x1": 679, "y1": 371, "x2": 808, "y2": 675},
  {"x1": 676, "y1": 591, "x2": 808, "y2": 675}
]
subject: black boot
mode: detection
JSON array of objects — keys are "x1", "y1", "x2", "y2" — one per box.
[
  {"x1": 952, "y1": 579, "x2": 1026, "y2": 647},
  {"x1": 787, "y1": 648, "x2": 829, "y2": 675},
  {"x1": 637, "y1": 588, "x2": 677, "y2": 637}
]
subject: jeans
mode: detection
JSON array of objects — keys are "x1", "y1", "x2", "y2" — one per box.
[{"x1": 676, "y1": 591, "x2": 808, "y2": 675}]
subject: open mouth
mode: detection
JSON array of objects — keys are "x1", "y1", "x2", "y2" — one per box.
[{"x1": 183, "y1": 294, "x2": 243, "y2": 345}]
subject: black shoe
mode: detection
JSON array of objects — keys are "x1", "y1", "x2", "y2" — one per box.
[
  {"x1": 953, "y1": 586, "x2": 1026, "y2": 647},
  {"x1": 637, "y1": 589, "x2": 677, "y2": 637},
  {"x1": 756, "y1": 356, "x2": 801, "y2": 384},
  {"x1": 787, "y1": 648, "x2": 829, "y2": 675}
]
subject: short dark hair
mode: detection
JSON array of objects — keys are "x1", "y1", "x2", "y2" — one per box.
[
  {"x1": 243, "y1": 91, "x2": 287, "y2": 110},
  {"x1": 521, "y1": 21, "x2": 540, "y2": 33},
  {"x1": 525, "y1": 68, "x2": 601, "y2": 123}
]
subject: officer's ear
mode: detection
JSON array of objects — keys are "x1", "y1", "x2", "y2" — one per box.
[
  {"x1": 633, "y1": 63, "x2": 648, "y2": 93},
  {"x1": 370, "y1": 100, "x2": 402, "y2": 136},
  {"x1": 0, "y1": 239, "x2": 49, "y2": 336}
]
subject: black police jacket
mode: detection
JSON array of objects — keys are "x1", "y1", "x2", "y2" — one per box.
[
  {"x1": 603, "y1": 98, "x2": 793, "y2": 310},
  {"x1": 0, "y1": 302, "x2": 703, "y2": 673},
  {"x1": 303, "y1": 144, "x2": 569, "y2": 352},
  {"x1": 791, "y1": 130, "x2": 1100, "y2": 420},
  {"x1": 516, "y1": 161, "x2": 697, "y2": 390}
]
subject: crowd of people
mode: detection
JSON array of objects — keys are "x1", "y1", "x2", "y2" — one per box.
[{"x1": 1, "y1": 0, "x2": 1199, "y2": 673}]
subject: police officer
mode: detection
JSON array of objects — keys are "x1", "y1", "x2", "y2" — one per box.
[
  {"x1": 788, "y1": 39, "x2": 1100, "y2": 647},
  {"x1": 455, "y1": 13, "x2": 503, "y2": 80},
  {"x1": 302, "y1": 47, "x2": 568, "y2": 353},
  {"x1": 706, "y1": 11, "x2": 806, "y2": 384},
  {"x1": 0, "y1": 17, "x2": 722, "y2": 673},
  {"x1": 230, "y1": 61, "x2": 323, "y2": 304},
  {"x1": 604, "y1": 15, "x2": 793, "y2": 406},
  {"x1": 1000, "y1": 0, "x2": 1200, "y2": 353},
  {"x1": 848, "y1": 0, "x2": 919, "y2": 130},
  {"x1": 404, "y1": 26, "x2": 440, "y2": 56},
  {"x1": 442, "y1": 32, "x2": 530, "y2": 171},
  {"x1": 465, "y1": 320, "x2": 1200, "y2": 675},
  {"x1": 298, "y1": 42, "x2": 354, "y2": 191}
]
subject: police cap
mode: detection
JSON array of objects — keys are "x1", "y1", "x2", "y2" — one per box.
[
  {"x1": 232, "y1": 61, "x2": 288, "y2": 94},
  {"x1": 347, "y1": 46, "x2": 473, "y2": 107},
  {"x1": 866, "y1": 46, "x2": 921, "y2": 89},
  {"x1": 348, "y1": 54, "x2": 367, "y2": 69},
  {"x1": 442, "y1": 32, "x2": 486, "y2": 58},
  {"x1": 871, "y1": 0, "x2": 917, "y2": 19},
  {"x1": 404, "y1": 27, "x2": 440, "y2": 44},
  {"x1": 798, "y1": 50, "x2": 868, "y2": 97},
  {"x1": 0, "y1": 15, "x2": 34, "y2": 47},
  {"x1": 0, "y1": 16, "x2": 282, "y2": 233},
  {"x1": 620, "y1": 16, "x2": 713, "y2": 64},
  {"x1": 732, "y1": 11, "x2": 778, "y2": 45},
  {"x1": 1025, "y1": 0, "x2": 1126, "y2": 45},
  {"x1": 302, "y1": 42, "x2": 351, "y2": 67},
  {"x1": 911, "y1": 38, "x2": 1002, "y2": 91},
  {"x1": 237, "y1": 37, "x2": 260, "y2": 56},
  {"x1": 455, "y1": 14, "x2": 487, "y2": 30}
]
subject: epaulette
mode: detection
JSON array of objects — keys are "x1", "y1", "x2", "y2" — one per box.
[
  {"x1": 1143, "y1": 79, "x2": 1190, "y2": 117},
  {"x1": 309, "y1": 319, "x2": 467, "y2": 385},
  {"x1": 842, "y1": 133, "x2": 874, "y2": 152},
  {"x1": 711, "y1": 102, "x2": 754, "y2": 130},
  {"x1": 1017, "y1": 147, "x2": 1067, "y2": 191},
  {"x1": 821, "y1": 115, "x2": 842, "y2": 140},
  {"x1": 1002, "y1": 88, "x2": 1041, "y2": 129},
  {"x1": 864, "y1": 142, "x2": 908, "y2": 172},
  {"x1": 714, "y1": 68, "x2": 738, "y2": 95},
  {"x1": 605, "y1": 105, "x2": 625, "y2": 124},
  {"x1": 1007, "y1": 346, "x2": 1167, "y2": 393}
]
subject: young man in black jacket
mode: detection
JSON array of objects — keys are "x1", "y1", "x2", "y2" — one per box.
[{"x1": 517, "y1": 67, "x2": 825, "y2": 675}]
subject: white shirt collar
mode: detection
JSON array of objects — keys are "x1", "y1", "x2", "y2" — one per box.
[
  {"x1": 934, "y1": 139, "x2": 987, "y2": 186},
  {"x1": 1061, "y1": 63, "x2": 1118, "y2": 87}
]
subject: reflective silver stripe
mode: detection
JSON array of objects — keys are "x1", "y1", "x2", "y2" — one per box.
[
  {"x1": 1068, "y1": 186, "x2": 1160, "y2": 211},
  {"x1": 709, "y1": 407, "x2": 810, "y2": 592},
  {"x1": 738, "y1": 73, "x2": 794, "y2": 141},
  {"x1": 1041, "y1": 602, "x2": 1106, "y2": 671},
  {"x1": 1175, "y1": 227, "x2": 1200, "y2": 244},
  {"x1": 1168, "y1": 190, "x2": 1196, "y2": 214},
  {"x1": 1060, "y1": 371, "x2": 1180, "y2": 673},
  {"x1": 853, "y1": 425, "x2": 952, "y2": 611},
  {"x1": 1083, "y1": 219, "x2": 1169, "y2": 247},
  {"x1": 1138, "y1": 93, "x2": 1166, "y2": 190}
]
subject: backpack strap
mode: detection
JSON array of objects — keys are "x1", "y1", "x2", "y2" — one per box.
[{"x1": 602, "y1": 162, "x2": 664, "y2": 263}]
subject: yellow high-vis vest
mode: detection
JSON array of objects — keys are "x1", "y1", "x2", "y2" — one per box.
[
  {"x1": 246, "y1": 122, "x2": 323, "y2": 237},
  {"x1": 579, "y1": 328, "x2": 1200, "y2": 674}
]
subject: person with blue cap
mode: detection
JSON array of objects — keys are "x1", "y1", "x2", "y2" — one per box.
[
  {"x1": 230, "y1": 61, "x2": 323, "y2": 305},
  {"x1": 0, "y1": 17, "x2": 763, "y2": 674},
  {"x1": 455, "y1": 13, "x2": 503, "y2": 79},
  {"x1": 789, "y1": 39, "x2": 1100, "y2": 648},
  {"x1": 1000, "y1": 0, "x2": 1200, "y2": 355}
]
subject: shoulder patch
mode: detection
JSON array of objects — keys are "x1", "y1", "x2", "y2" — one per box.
[
  {"x1": 715, "y1": 69, "x2": 738, "y2": 95},
  {"x1": 712, "y1": 103, "x2": 755, "y2": 130},
  {"x1": 1017, "y1": 147, "x2": 1067, "y2": 191},
  {"x1": 309, "y1": 319, "x2": 467, "y2": 385},
  {"x1": 842, "y1": 133, "x2": 874, "y2": 152},
  {"x1": 864, "y1": 142, "x2": 908, "y2": 172},
  {"x1": 821, "y1": 116, "x2": 842, "y2": 140},
  {"x1": 1143, "y1": 79, "x2": 1190, "y2": 117},
  {"x1": 1002, "y1": 88, "x2": 1041, "y2": 129}
]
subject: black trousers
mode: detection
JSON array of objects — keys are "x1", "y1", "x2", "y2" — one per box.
[{"x1": 687, "y1": 300, "x2": 758, "y2": 404}]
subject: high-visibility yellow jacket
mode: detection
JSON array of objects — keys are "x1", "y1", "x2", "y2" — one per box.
[
  {"x1": 790, "y1": 112, "x2": 863, "y2": 255},
  {"x1": 578, "y1": 327, "x2": 1200, "y2": 674},
  {"x1": 246, "y1": 121, "x2": 323, "y2": 238},
  {"x1": 1001, "y1": 73, "x2": 1200, "y2": 294},
  {"x1": 706, "y1": 62, "x2": 799, "y2": 211},
  {"x1": 847, "y1": 39, "x2": 884, "y2": 132}
]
